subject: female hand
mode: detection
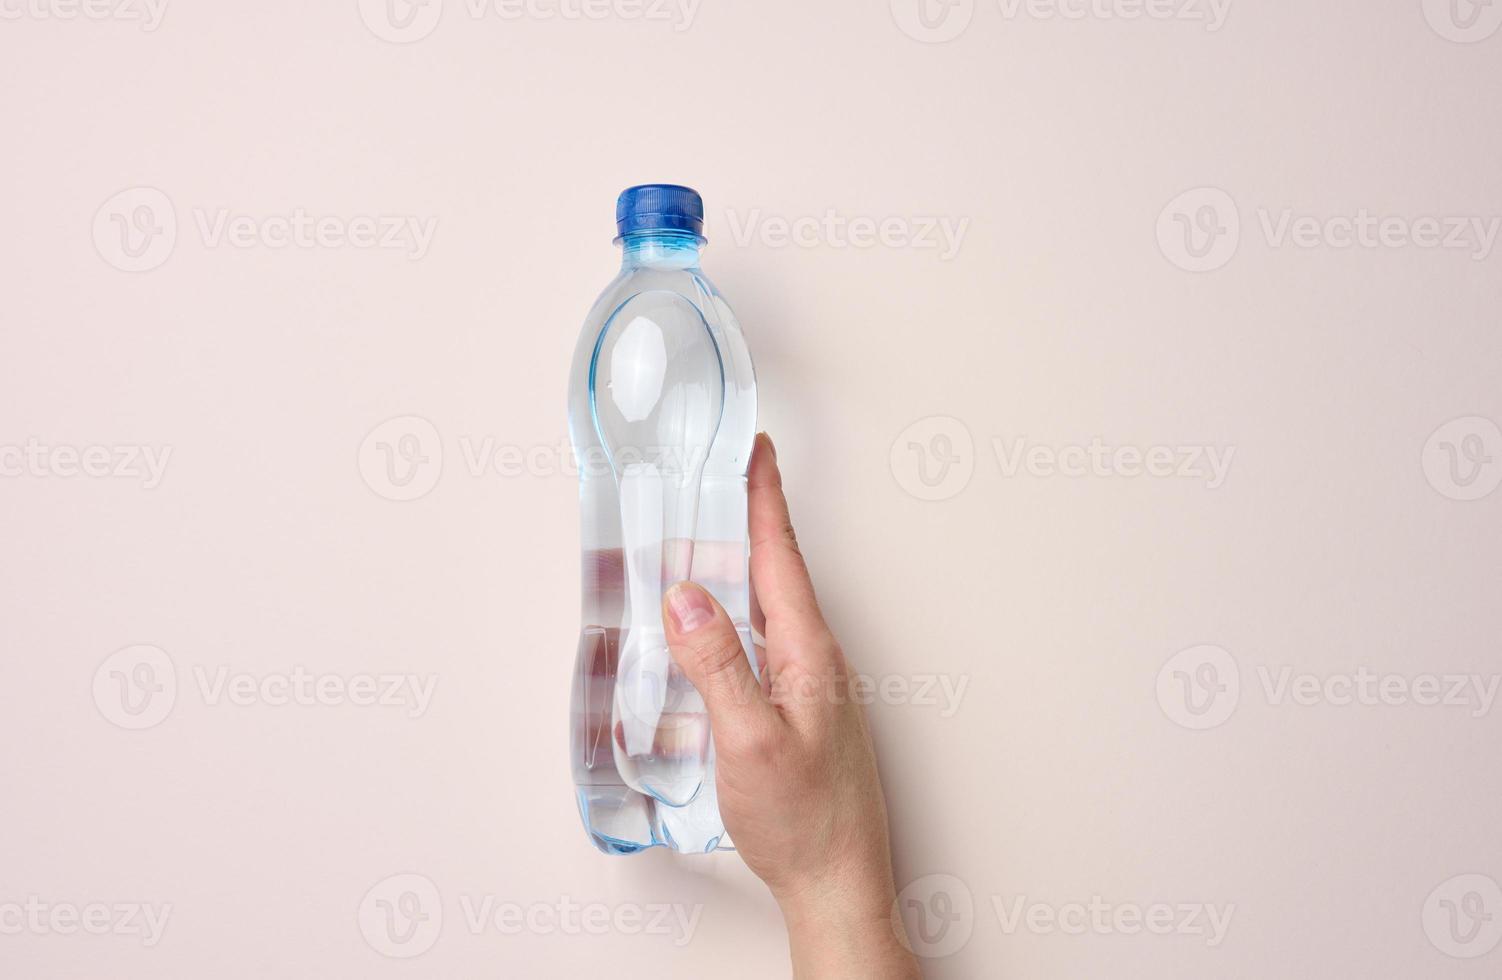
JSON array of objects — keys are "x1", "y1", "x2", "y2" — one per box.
[{"x1": 661, "y1": 434, "x2": 922, "y2": 979}]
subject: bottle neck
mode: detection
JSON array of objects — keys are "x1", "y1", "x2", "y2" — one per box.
[{"x1": 620, "y1": 231, "x2": 702, "y2": 270}]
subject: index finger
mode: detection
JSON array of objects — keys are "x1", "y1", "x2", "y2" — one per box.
[{"x1": 748, "y1": 433, "x2": 831, "y2": 650}]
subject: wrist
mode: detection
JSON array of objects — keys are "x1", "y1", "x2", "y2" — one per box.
[{"x1": 776, "y1": 875, "x2": 919, "y2": 979}]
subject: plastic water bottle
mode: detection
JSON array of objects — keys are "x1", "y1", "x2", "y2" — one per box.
[{"x1": 567, "y1": 185, "x2": 757, "y2": 854}]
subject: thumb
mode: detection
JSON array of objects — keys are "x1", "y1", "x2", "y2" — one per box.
[{"x1": 663, "y1": 581, "x2": 777, "y2": 742}]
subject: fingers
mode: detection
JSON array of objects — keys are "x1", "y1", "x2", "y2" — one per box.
[
  {"x1": 748, "y1": 433, "x2": 831, "y2": 644},
  {"x1": 663, "y1": 581, "x2": 781, "y2": 750}
]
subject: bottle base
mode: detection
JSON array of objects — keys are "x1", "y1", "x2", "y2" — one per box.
[{"x1": 575, "y1": 786, "x2": 735, "y2": 856}]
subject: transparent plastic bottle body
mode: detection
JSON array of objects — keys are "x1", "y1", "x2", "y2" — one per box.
[{"x1": 568, "y1": 231, "x2": 757, "y2": 855}]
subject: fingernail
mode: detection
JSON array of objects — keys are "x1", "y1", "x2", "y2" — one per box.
[
  {"x1": 758, "y1": 432, "x2": 777, "y2": 461},
  {"x1": 666, "y1": 582, "x2": 715, "y2": 634}
]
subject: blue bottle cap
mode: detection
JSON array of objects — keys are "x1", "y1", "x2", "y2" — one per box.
[{"x1": 615, "y1": 184, "x2": 705, "y2": 242}]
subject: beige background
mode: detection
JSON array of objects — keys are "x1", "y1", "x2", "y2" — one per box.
[{"x1": 2, "y1": 1, "x2": 1501, "y2": 977}]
